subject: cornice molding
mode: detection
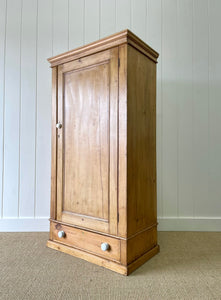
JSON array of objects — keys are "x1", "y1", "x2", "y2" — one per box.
[{"x1": 48, "y1": 29, "x2": 159, "y2": 67}]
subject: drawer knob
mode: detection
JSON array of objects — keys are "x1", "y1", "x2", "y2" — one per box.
[
  {"x1": 58, "y1": 230, "x2": 65, "y2": 238},
  {"x1": 101, "y1": 242, "x2": 109, "y2": 251}
]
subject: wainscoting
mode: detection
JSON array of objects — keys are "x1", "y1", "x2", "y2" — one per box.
[{"x1": 0, "y1": 0, "x2": 221, "y2": 231}]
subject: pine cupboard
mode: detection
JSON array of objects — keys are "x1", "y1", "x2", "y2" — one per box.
[{"x1": 47, "y1": 30, "x2": 159, "y2": 275}]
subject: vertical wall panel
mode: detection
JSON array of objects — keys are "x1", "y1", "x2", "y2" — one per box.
[
  {"x1": 208, "y1": 0, "x2": 221, "y2": 216},
  {"x1": 19, "y1": 0, "x2": 37, "y2": 217},
  {"x1": 145, "y1": 0, "x2": 149, "y2": 41},
  {"x1": 116, "y1": 0, "x2": 131, "y2": 31},
  {"x1": 52, "y1": 0, "x2": 69, "y2": 56},
  {"x1": 35, "y1": 0, "x2": 52, "y2": 217},
  {"x1": 69, "y1": 0, "x2": 84, "y2": 49},
  {"x1": 162, "y1": 0, "x2": 178, "y2": 217},
  {"x1": 100, "y1": 0, "x2": 116, "y2": 38},
  {"x1": 192, "y1": 0, "x2": 209, "y2": 217},
  {"x1": 85, "y1": 0, "x2": 100, "y2": 44},
  {"x1": 177, "y1": 0, "x2": 193, "y2": 217},
  {"x1": 0, "y1": 0, "x2": 6, "y2": 218},
  {"x1": 1, "y1": 0, "x2": 221, "y2": 230},
  {"x1": 131, "y1": 0, "x2": 146, "y2": 40},
  {"x1": 148, "y1": 0, "x2": 162, "y2": 217},
  {"x1": 3, "y1": 0, "x2": 22, "y2": 217}
]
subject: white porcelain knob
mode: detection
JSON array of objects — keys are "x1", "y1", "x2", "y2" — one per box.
[
  {"x1": 58, "y1": 230, "x2": 65, "y2": 238},
  {"x1": 101, "y1": 242, "x2": 109, "y2": 251},
  {"x1": 56, "y1": 122, "x2": 62, "y2": 129}
]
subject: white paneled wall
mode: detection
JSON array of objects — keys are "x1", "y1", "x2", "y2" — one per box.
[{"x1": 0, "y1": 0, "x2": 221, "y2": 231}]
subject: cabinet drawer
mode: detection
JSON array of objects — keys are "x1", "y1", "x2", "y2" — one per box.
[{"x1": 50, "y1": 222, "x2": 120, "y2": 262}]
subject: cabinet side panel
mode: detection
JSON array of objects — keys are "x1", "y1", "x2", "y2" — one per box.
[
  {"x1": 118, "y1": 44, "x2": 128, "y2": 238},
  {"x1": 127, "y1": 45, "x2": 157, "y2": 236},
  {"x1": 50, "y1": 67, "x2": 58, "y2": 220}
]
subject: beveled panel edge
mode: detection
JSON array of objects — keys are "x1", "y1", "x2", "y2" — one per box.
[
  {"x1": 49, "y1": 218, "x2": 158, "y2": 241},
  {"x1": 50, "y1": 218, "x2": 125, "y2": 240},
  {"x1": 47, "y1": 29, "x2": 159, "y2": 67}
]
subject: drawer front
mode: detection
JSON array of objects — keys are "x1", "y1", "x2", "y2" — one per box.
[{"x1": 50, "y1": 222, "x2": 120, "y2": 262}]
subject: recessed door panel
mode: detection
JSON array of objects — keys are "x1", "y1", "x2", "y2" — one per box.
[
  {"x1": 63, "y1": 63, "x2": 109, "y2": 220},
  {"x1": 56, "y1": 48, "x2": 118, "y2": 234}
]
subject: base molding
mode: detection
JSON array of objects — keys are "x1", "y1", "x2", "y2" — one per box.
[
  {"x1": 158, "y1": 217, "x2": 221, "y2": 231},
  {"x1": 46, "y1": 240, "x2": 159, "y2": 275},
  {"x1": 0, "y1": 218, "x2": 49, "y2": 232}
]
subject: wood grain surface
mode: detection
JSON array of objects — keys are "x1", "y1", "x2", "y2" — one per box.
[
  {"x1": 49, "y1": 30, "x2": 158, "y2": 275},
  {"x1": 50, "y1": 221, "x2": 120, "y2": 262},
  {"x1": 56, "y1": 48, "x2": 118, "y2": 234},
  {"x1": 127, "y1": 45, "x2": 157, "y2": 236}
]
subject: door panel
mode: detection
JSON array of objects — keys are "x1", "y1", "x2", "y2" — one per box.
[
  {"x1": 56, "y1": 48, "x2": 118, "y2": 234},
  {"x1": 63, "y1": 63, "x2": 109, "y2": 220}
]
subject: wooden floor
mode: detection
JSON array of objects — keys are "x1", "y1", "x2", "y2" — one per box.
[{"x1": 0, "y1": 232, "x2": 221, "y2": 299}]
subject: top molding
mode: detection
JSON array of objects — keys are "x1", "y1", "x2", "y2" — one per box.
[{"x1": 48, "y1": 29, "x2": 159, "y2": 67}]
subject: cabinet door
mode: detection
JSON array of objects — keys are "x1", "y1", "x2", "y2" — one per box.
[{"x1": 56, "y1": 48, "x2": 118, "y2": 235}]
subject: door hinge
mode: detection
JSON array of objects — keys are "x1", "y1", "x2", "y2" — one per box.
[
  {"x1": 118, "y1": 58, "x2": 120, "y2": 68},
  {"x1": 117, "y1": 212, "x2": 119, "y2": 223}
]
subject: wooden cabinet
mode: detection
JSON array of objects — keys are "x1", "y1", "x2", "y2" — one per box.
[{"x1": 47, "y1": 30, "x2": 159, "y2": 275}]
